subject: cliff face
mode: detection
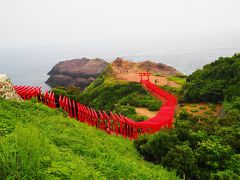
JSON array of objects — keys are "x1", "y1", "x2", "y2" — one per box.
[
  {"x1": 46, "y1": 58, "x2": 108, "y2": 90},
  {"x1": 0, "y1": 74, "x2": 22, "y2": 101}
]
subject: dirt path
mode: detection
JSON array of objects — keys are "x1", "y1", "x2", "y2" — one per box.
[{"x1": 135, "y1": 107, "x2": 158, "y2": 119}]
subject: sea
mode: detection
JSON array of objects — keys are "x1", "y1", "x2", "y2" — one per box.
[{"x1": 0, "y1": 47, "x2": 239, "y2": 91}]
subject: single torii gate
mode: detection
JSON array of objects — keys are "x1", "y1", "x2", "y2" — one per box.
[{"x1": 139, "y1": 72, "x2": 150, "y2": 83}]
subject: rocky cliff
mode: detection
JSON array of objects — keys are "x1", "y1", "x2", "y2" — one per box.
[
  {"x1": 46, "y1": 58, "x2": 108, "y2": 90},
  {"x1": 112, "y1": 57, "x2": 183, "y2": 76},
  {"x1": 0, "y1": 74, "x2": 22, "y2": 101}
]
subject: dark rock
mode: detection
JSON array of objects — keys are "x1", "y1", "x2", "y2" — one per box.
[{"x1": 46, "y1": 58, "x2": 108, "y2": 90}]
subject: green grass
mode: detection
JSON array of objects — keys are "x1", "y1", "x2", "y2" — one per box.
[
  {"x1": 0, "y1": 98, "x2": 178, "y2": 179},
  {"x1": 167, "y1": 76, "x2": 186, "y2": 85}
]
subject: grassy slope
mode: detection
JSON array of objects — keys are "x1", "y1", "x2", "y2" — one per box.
[{"x1": 0, "y1": 98, "x2": 178, "y2": 179}]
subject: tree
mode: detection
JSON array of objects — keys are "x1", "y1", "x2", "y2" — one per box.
[
  {"x1": 162, "y1": 143, "x2": 200, "y2": 179},
  {"x1": 195, "y1": 139, "x2": 235, "y2": 179}
]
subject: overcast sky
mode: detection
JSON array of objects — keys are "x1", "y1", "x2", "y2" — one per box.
[{"x1": 0, "y1": 0, "x2": 240, "y2": 51}]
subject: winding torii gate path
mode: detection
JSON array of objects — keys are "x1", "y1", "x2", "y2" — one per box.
[{"x1": 14, "y1": 72, "x2": 177, "y2": 140}]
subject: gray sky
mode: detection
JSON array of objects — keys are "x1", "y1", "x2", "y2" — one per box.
[{"x1": 1, "y1": 0, "x2": 240, "y2": 51}]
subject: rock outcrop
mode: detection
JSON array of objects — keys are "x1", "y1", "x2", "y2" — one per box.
[
  {"x1": 46, "y1": 58, "x2": 108, "y2": 90},
  {"x1": 0, "y1": 74, "x2": 22, "y2": 101},
  {"x1": 112, "y1": 57, "x2": 183, "y2": 76}
]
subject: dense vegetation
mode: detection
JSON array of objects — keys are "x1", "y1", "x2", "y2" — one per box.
[
  {"x1": 0, "y1": 98, "x2": 178, "y2": 179},
  {"x1": 134, "y1": 111, "x2": 240, "y2": 179},
  {"x1": 53, "y1": 66, "x2": 162, "y2": 121},
  {"x1": 134, "y1": 54, "x2": 240, "y2": 179},
  {"x1": 183, "y1": 54, "x2": 240, "y2": 103}
]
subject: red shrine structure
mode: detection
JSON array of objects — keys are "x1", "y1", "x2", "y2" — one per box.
[{"x1": 138, "y1": 72, "x2": 150, "y2": 83}]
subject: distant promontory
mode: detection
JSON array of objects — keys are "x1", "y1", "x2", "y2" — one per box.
[{"x1": 46, "y1": 58, "x2": 108, "y2": 90}]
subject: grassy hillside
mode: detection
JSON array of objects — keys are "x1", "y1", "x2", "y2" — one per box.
[{"x1": 0, "y1": 98, "x2": 178, "y2": 179}]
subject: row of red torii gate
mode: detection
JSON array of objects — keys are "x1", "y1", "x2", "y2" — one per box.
[{"x1": 13, "y1": 72, "x2": 177, "y2": 140}]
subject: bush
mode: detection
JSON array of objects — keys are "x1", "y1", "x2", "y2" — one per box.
[
  {"x1": 147, "y1": 101, "x2": 162, "y2": 111},
  {"x1": 114, "y1": 105, "x2": 136, "y2": 117},
  {"x1": 190, "y1": 109, "x2": 198, "y2": 113},
  {"x1": 208, "y1": 104, "x2": 217, "y2": 109},
  {"x1": 190, "y1": 104, "x2": 197, "y2": 108},
  {"x1": 134, "y1": 130, "x2": 181, "y2": 163},
  {"x1": 128, "y1": 115, "x2": 148, "y2": 122},
  {"x1": 199, "y1": 106, "x2": 207, "y2": 110},
  {"x1": 204, "y1": 111, "x2": 213, "y2": 115}
]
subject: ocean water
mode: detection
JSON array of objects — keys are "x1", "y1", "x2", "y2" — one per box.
[{"x1": 0, "y1": 47, "x2": 239, "y2": 91}]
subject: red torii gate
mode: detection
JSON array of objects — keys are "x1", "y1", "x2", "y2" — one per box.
[{"x1": 139, "y1": 72, "x2": 150, "y2": 83}]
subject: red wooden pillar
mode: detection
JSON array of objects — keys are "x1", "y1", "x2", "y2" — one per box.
[
  {"x1": 68, "y1": 98, "x2": 72, "y2": 118},
  {"x1": 72, "y1": 99, "x2": 77, "y2": 119}
]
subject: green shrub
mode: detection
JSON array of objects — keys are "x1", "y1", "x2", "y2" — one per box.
[
  {"x1": 204, "y1": 111, "x2": 213, "y2": 115},
  {"x1": 199, "y1": 106, "x2": 207, "y2": 110},
  {"x1": 190, "y1": 109, "x2": 198, "y2": 113},
  {"x1": 190, "y1": 104, "x2": 197, "y2": 108},
  {"x1": 208, "y1": 104, "x2": 217, "y2": 109},
  {"x1": 114, "y1": 105, "x2": 136, "y2": 117},
  {"x1": 147, "y1": 101, "x2": 162, "y2": 111},
  {"x1": 129, "y1": 115, "x2": 148, "y2": 122}
]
